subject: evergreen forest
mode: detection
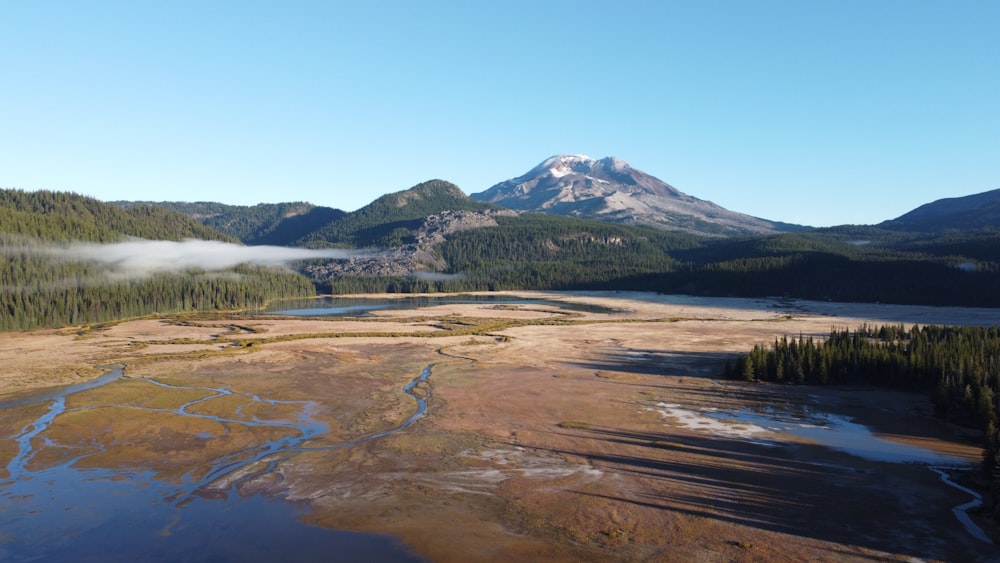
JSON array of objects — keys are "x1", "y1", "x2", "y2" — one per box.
[
  {"x1": 298, "y1": 180, "x2": 497, "y2": 247},
  {"x1": 724, "y1": 324, "x2": 1000, "y2": 517},
  {"x1": 6, "y1": 183, "x2": 1000, "y2": 331},
  {"x1": 318, "y1": 217, "x2": 1000, "y2": 307},
  {"x1": 1, "y1": 190, "x2": 315, "y2": 330},
  {"x1": 111, "y1": 180, "x2": 1000, "y2": 309},
  {"x1": 116, "y1": 200, "x2": 346, "y2": 246}
]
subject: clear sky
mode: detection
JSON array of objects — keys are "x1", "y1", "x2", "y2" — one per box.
[{"x1": 2, "y1": 1, "x2": 997, "y2": 227}]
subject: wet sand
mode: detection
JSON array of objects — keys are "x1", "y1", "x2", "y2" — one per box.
[{"x1": 1, "y1": 292, "x2": 997, "y2": 561}]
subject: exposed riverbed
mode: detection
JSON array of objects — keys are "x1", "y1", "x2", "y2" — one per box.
[
  {"x1": 1, "y1": 292, "x2": 995, "y2": 561},
  {"x1": 0, "y1": 364, "x2": 428, "y2": 561}
]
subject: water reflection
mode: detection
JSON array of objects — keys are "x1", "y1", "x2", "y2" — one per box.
[
  {"x1": 0, "y1": 365, "x2": 427, "y2": 561},
  {"x1": 261, "y1": 294, "x2": 618, "y2": 317},
  {"x1": 709, "y1": 405, "x2": 971, "y2": 465}
]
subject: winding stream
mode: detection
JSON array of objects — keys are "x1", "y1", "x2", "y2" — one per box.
[{"x1": 0, "y1": 364, "x2": 433, "y2": 561}]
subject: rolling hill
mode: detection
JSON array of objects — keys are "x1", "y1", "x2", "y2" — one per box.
[{"x1": 879, "y1": 187, "x2": 1000, "y2": 233}]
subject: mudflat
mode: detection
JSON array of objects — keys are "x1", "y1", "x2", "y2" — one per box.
[{"x1": 1, "y1": 291, "x2": 996, "y2": 561}]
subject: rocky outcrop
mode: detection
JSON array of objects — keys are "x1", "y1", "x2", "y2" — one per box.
[{"x1": 300, "y1": 209, "x2": 516, "y2": 282}]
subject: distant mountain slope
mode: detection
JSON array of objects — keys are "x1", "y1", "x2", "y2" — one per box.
[
  {"x1": 300, "y1": 179, "x2": 499, "y2": 247},
  {"x1": 2, "y1": 189, "x2": 235, "y2": 243},
  {"x1": 116, "y1": 201, "x2": 344, "y2": 245},
  {"x1": 879, "y1": 188, "x2": 1000, "y2": 232},
  {"x1": 471, "y1": 155, "x2": 806, "y2": 236}
]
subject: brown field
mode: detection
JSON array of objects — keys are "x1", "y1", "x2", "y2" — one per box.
[{"x1": 1, "y1": 291, "x2": 997, "y2": 561}]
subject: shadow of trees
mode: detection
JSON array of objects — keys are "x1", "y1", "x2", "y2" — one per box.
[
  {"x1": 564, "y1": 348, "x2": 733, "y2": 377},
  {"x1": 518, "y1": 420, "x2": 994, "y2": 561}
]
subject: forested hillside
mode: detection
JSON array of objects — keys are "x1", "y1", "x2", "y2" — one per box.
[
  {"x1": 299, "y1": 180, "x2": 498, "y2": 247},
  {"x1": 439, "y1": 213, "x2": 696, "y2": 290},
  {"x1": 319, "y1": 214, "x2": 1000, "y2": 307},
  {"x1": 658, "y1": 229, "x2": 1000, "y2": 306},
  {"x1": 116, "y1": 200, "x2": 345, "y2": 246},
  {"x1": 106, "y1": 180, "x2": 1000, "y2": 309},
  {"x1": 2, "y1": 190, "x2": 236, "y2": 243},
  {"x1": 1, "y1": 190, "x2": 315, "y2": 330},
  {"x1": 318, "y1": 212, "x2": 700, "y2": 293},
  {"x1": 879, "y1": 188, "x2": 1000, "y2": 233}
]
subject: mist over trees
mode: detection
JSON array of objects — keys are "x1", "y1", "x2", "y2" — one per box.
[
  {"x1": 7, "y1": 181, "x2": 1000, "y2": 331},
  {"x1": 1, "y1": 190, "x2": 315, "y2": 330},
  {"x1": 104, "y1": 179, "x2": 1000, "y2": 310}
]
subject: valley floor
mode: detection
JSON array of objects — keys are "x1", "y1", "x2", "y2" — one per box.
[{"x1": 1, "y1": 292, "x2": 997, "y2": 561}]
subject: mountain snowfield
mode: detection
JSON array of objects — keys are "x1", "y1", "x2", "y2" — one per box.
[{"x1": 472, "y1": 155, "x2": 805, "y2": 236}]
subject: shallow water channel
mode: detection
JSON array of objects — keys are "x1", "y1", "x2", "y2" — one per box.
[
  {"x1": 0, "y1": 364, "x2": 431, "y2": 561},
  {"x1": 260, "y1": 294, "x2": 618, "y2": 317},
  {"x1": 1, "y1": 295, "x2": 602, "y2": 561}
]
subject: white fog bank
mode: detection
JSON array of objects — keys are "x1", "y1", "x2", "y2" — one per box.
[{"x1": 44, "y1": 239, "x2": 364, "y2": 276}]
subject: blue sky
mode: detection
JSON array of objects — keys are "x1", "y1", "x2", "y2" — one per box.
[{"x1": 2, "y1": 1, "x2": 997, "y2": 227}]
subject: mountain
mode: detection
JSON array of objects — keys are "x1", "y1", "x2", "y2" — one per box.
[
  {"x1": 879, "y1": 188, "x2": 1000, "y2": 232},
  {"x1": 298, "y1": 179, "x2": 499, "y2": 247},
  {"x1": 115, "y1": 201, "x2": 345, "y2": 246},
  {"x1": 2, "y1": 189, "x2": 237, "y2": 243},
  {"x1": 8, "y1": 178, "x2": 1000, "y2": 327},
  {"x1": 471, "y1": 155, "x2": 807, "y2": 236}
]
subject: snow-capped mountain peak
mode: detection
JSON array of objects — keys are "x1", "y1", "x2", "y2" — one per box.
[
  {"x1": 471, "y1": 155, "x2": 804, "y2": 236},
  {"x1": 600, "y1": 156, "x2": 630, "y2": 173},
  {"x1": 530, "y1": 154, "x2": 596, "y2": 179}
]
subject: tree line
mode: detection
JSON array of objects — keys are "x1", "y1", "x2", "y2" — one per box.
[
  {"x1": 107, "y1": 186, "x2": 1000, "y2": 309},
  {"x1": 321, "y1": 221, "x2": 1000, "y2": 306},
  {"x1": 1, "y1": 190, "x2": 316, "y2": 330},
  {"x1": 1, "y1": 189, "x2": 233, "y2": 243},
  {"x1": 1, "y1": 257, "x2": 315, "y2": 331},
  {"x1": 724, "y1": 324, "x2": 1000, "y2": 517}
]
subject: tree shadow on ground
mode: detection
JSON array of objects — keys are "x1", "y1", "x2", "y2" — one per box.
[
  {"x1": 520, "y1": 423, "x2": 995, "y2": 562},
  {"x1": 564, "y1": 348, "x2": 733, "y2": 378}
]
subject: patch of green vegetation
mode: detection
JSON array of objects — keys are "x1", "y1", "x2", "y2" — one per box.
[{"x1": 66, "y1": 379, "x2": 212, "y2": 411}]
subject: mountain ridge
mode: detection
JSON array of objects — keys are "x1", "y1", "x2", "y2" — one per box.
[
  {"x1": 298, "y1": 179, "x2": 498, "y2": 247},
  {"x1": 114, "y1": 200, "x2": 345, "y2": 245},
  {"x1": 6, "y1": 174, "x2": 1000, "y2": 319},
  {"x1": 879, "y1": 188, "x2": 1000, "y2": 232}
]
